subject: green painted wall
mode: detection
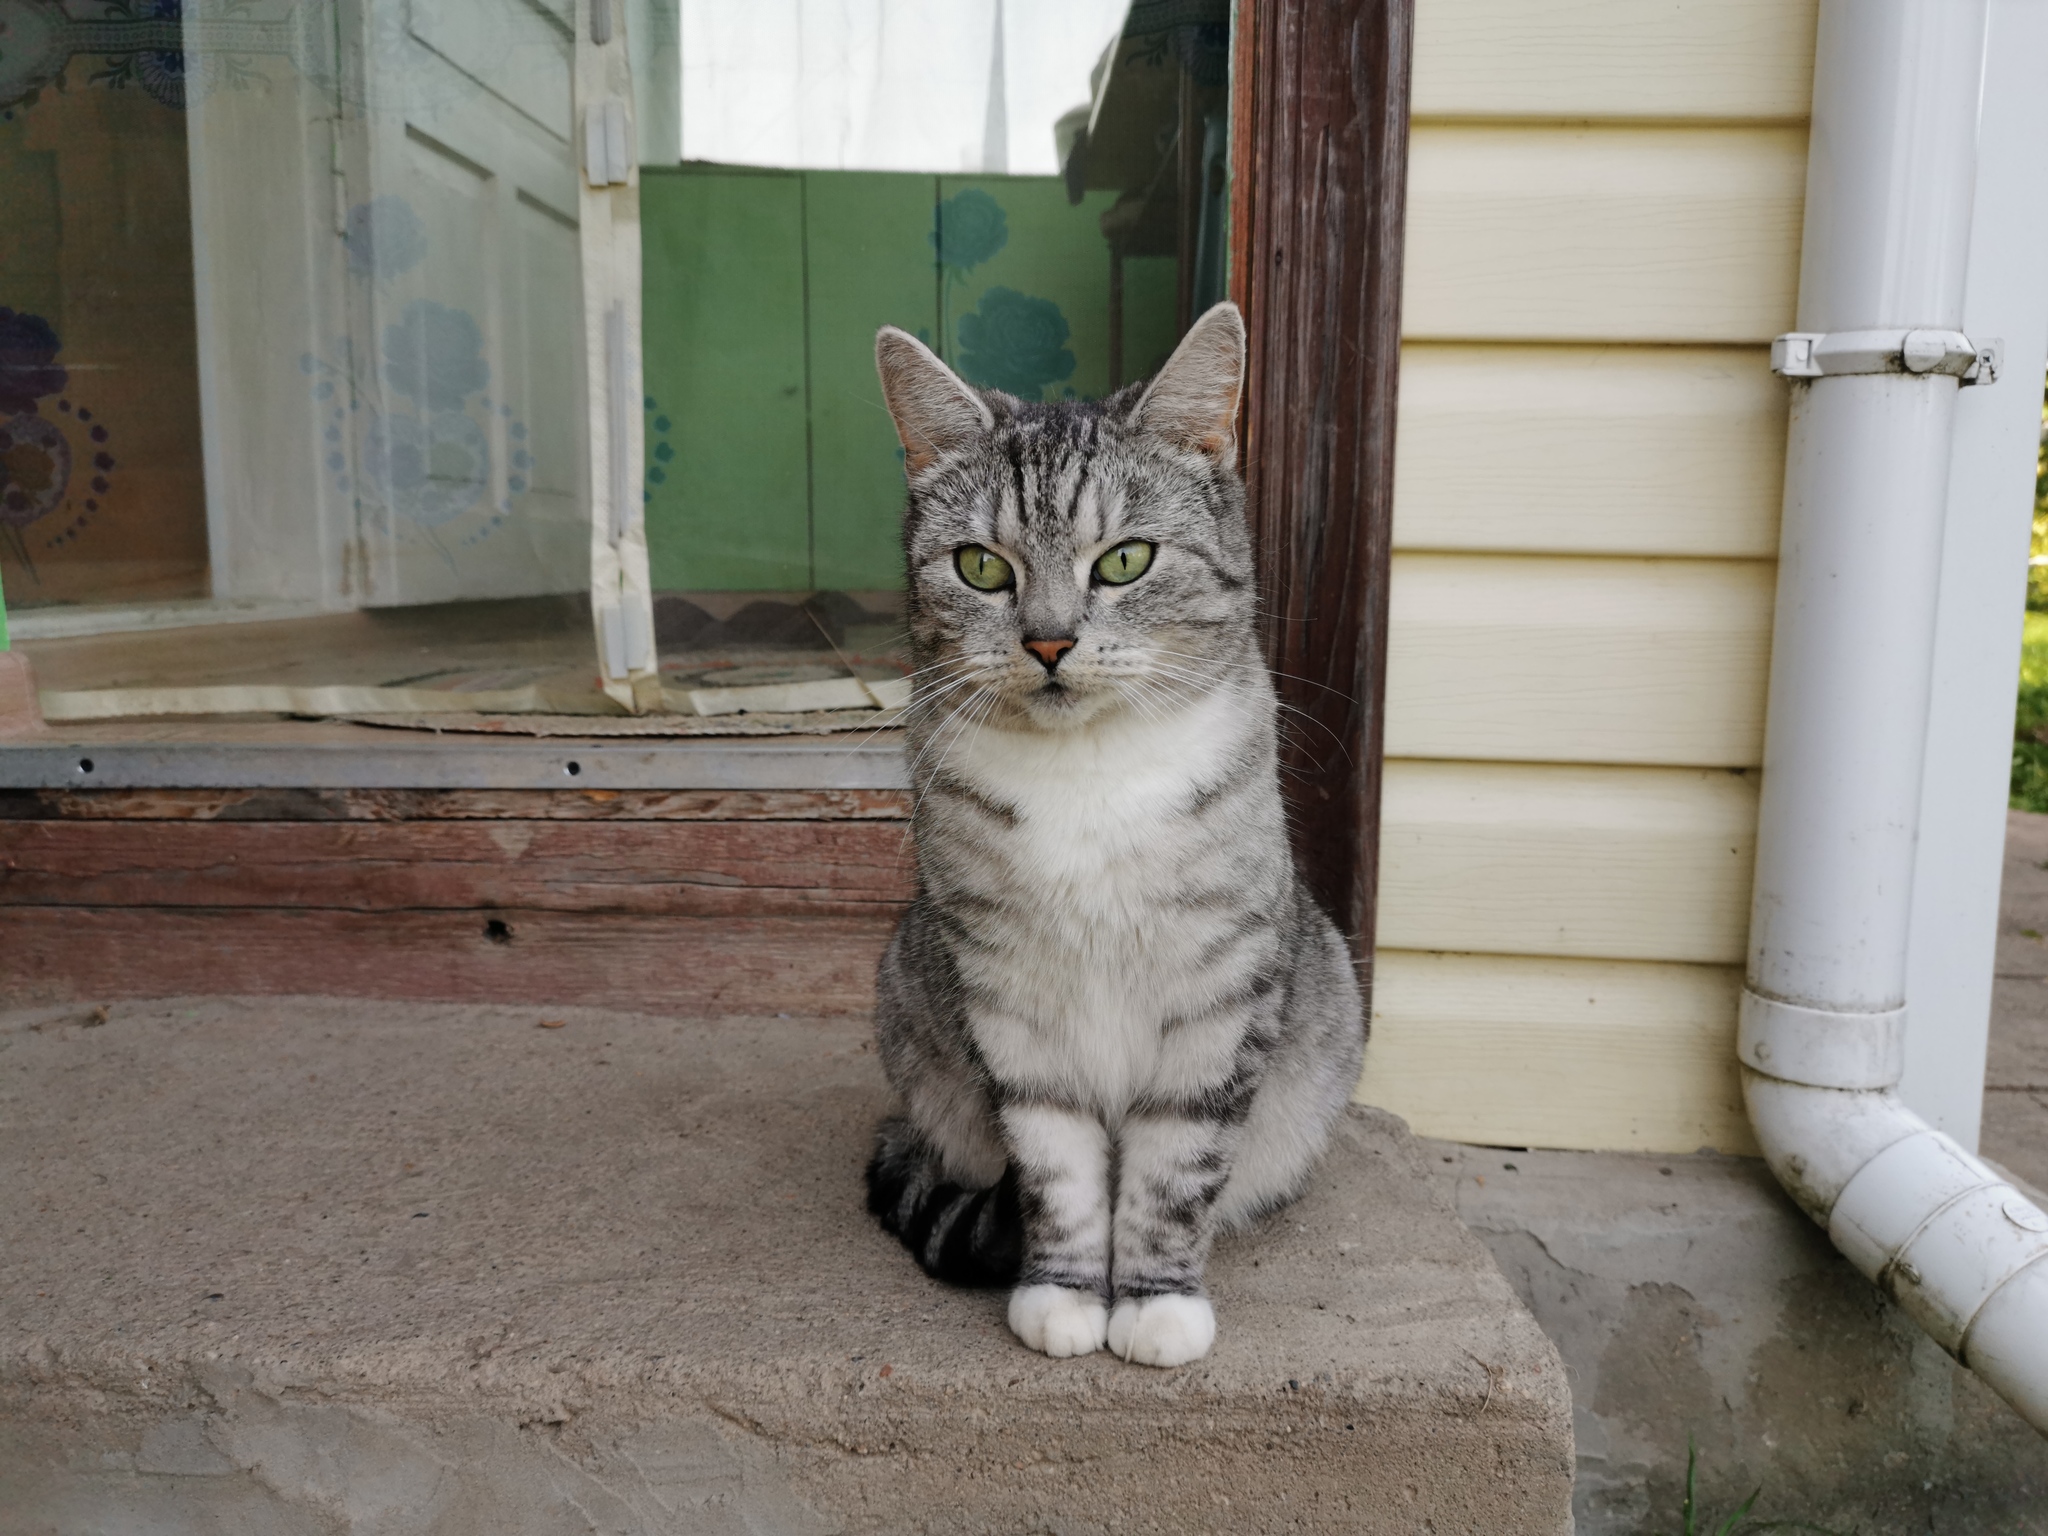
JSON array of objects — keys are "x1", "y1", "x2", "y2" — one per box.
[
  {"x1": 1123, "y1": 255, "x2": 1183, "y2": 386},
  {"x1": 641, "y1": 168, "x2": 1146, "y2": 595}
]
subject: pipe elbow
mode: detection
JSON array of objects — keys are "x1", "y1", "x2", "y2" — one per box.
[
  {"x1": 1742, "y1": 1065, "x2": 2048, "y2": 1433},
  {"x1": 1740, "y1": 1069, "x2": 1922, "y2": 1219}
]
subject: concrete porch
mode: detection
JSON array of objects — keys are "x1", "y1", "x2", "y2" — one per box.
[{"x1": 0, "y1": 997, "x2": 1574, "y2": 1535}]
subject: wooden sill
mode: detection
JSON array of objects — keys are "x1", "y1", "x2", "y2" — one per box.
[{"x1": 0, "y1": 720, "x2": 908, "y2": 792}]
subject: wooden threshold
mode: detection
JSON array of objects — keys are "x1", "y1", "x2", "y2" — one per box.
[
  {"x1": 0, "y1": 726, "x2": 915, "y2": 1015},
  {"x1": 0, "y1": 817, "x2": 914, "y2": 916}
]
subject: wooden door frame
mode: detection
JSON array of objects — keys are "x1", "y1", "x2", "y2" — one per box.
[{"x1": 1230, "y1": 0, "x2": 1414, "y2": 965}]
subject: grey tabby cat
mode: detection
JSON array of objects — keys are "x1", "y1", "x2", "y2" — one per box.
[{"x1": 864, "y1": 302, "x2": 1365, "y2": 1368}]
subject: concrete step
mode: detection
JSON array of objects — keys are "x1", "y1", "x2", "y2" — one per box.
[{"x1": 0, "y1": 998, "x2": 1572, "y2": 1535}]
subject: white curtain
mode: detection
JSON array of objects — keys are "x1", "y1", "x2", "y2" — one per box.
[{"x1": 678, "y1": 0, "x2": 1129, "y2": 175}]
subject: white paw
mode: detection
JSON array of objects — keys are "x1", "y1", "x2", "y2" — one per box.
[
  {"x1": 1008, "y1": 1284, "x2": 1108, "y2": 1358},
  {"x1": 1107, "y1": 1293, "x2": 1215, "y2": 1367}
]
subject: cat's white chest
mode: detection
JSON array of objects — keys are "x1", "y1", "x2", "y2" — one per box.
[
  {"x1": 944, "y1": 693, "x2": 1256, "y2": 1104},
  {"x1": 955, "y1": 697, "x2": 1228, "y2": 910}
]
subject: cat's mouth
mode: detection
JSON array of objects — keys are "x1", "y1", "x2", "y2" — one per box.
[
  {"x1": 1028, "y1": 676, "x2": 1078, "y2": 712},
  {"x1": 978, "y1": 658, "x2": 1127, "y2": 728},
  {"x1": 1011, "y1": 671, "x2": 1133, "y2": 731}
]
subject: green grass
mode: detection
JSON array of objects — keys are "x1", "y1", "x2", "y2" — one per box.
[
  {"x1": 2011, "y1": 376, "x2": 2048, "y2": 809},
  {"x1": 1660, "y1": 1440, "x2": 1854, "y2": 1536},
  {"x1": 2012, "y1": 612, "x2": 2048, "y2": 812}
]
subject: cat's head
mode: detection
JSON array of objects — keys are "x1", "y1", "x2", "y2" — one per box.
[{"x1": 875, "y1": 302, "x2": 1257, "y2": 733}]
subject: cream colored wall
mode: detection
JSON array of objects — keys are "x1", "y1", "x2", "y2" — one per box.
[{"x1": 1359, "y1": 0, "x2": 1819, "y2": 1153}]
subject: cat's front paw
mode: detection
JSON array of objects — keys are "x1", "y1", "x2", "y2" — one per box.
[
  {"x1": 1008, "y1": 1283, "x2": 1109, "y2": 1358},
  {"x1": 1108, "y1": 1293, "x2": 1215, "y2": 1367}
]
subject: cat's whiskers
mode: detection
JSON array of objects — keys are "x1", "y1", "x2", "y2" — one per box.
[
  {"x1": 1143, "y1": 653, "x2": 1350, "y2": 758},
  {"x1": 901, "y1": 649, "x2": 981, "y2": 688},
  {"x1": 906, "y1": 662, "x2": 996, "y2": 721},
  {"x1": 1270, "y1": 700, "x2": 1355, "y2": 763},
  {"x1": 1118, "y1": 677, "x2": 1179, "y2": 730},
  {"x1": 1121, "y1": 656, "x2": 1228, "y2": 705},
  {"x1": 904, "y1": 684, "x2": 1004, "y2": 826},
  {"x1": 830, "y1": 655, "x2": 984, "y2": 756},
  {"x1": 898, "y1": 652, "x2": 981, "y2": 687},
  {"x1": 906, "y1": 674, "x2": 1001, "y2": 778},
  {"x1": 1149, "y1": 645, "x2": 1357, "y2": 706}
]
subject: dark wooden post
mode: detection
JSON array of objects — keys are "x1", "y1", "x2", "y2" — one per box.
[{"x1": 1229, "y1": 0, "x2": 1413, "y2": 963}]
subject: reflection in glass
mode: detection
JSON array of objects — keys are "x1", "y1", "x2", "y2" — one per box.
[
  {"x1": 2, "y1": 0, "x2": 598, "y2": 716},
  {"x1": 0, "y1": 1, "x2": 211, "y2": 607}
]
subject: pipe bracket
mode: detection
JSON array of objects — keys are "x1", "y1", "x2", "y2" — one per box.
[
  {"x1": 1738, "y1": 989, "x2": 1905, "y2": 1089},
  {"x1": 1771, "y1": 328, "x2": 1999, "y2": 383}
]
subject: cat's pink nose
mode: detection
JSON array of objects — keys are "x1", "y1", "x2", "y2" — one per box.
[{"x1": 1023, "y1": 637, "x2": 1076, "y2": 669}]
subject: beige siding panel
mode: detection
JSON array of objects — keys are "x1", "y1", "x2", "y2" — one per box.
[
  {"x1": 1403, "y1": 126, "x2": 1806, "y2": 343},
  {"x1": 1379, "y1": 761, "x2": 1756, "y2": 963},
  {"x1": 1412, "y1": 0, "x2": 1817, "y2": 122},
  {"x1": 1384, "y1": 553, "x2": 1775, "y2": 766},
  {"x1": 1392, "y1": 345, "x2": 1787, "y2": 558},
  {"x1": 1360, "y1": 950, "x2": 1757, "y2": 1154}
]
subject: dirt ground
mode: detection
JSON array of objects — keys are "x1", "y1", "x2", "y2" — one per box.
[{"x1": 1985, "y1": 810, "x2": 2048, "y2": 1193}]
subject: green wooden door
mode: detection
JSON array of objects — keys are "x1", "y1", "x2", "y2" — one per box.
[
  {"x1": 641, "y1": 170, "x2": 811, "y2": 592},
  {"x1": 805, "y1": 172, "x2": 942, "y2": 594},
  {"x1": 641, "y1": 168, "x2": 1135, "y2": 598}
]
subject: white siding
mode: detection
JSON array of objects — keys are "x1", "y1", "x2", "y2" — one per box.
[
  {"x1": 1403, "y1": 126, "x2": 1806, "y2": 344},
  {"x1": 1393, "y1": 346, "x2": 1786, "y2": 559},
  {"x1": 1369, "y1": 0, "x2": 1814, "y2": 1152},
  {"x1": 1362, "y1": 952, "x2": 1757, "y2": 1155},
  {"x1": 1411, "y1": 0, "x2": 1817, "y2": 121},
  {"x1": 1386, "y1": 554, "x2": 1775, "y2": 766},
  {"x1": 1379, "y1": 762, "x2": 1756, "y2": 964}
]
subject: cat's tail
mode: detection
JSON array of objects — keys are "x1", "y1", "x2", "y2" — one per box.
[{"x1": 865, "y1": 1116, "x2": 1022, "y2": 1287}]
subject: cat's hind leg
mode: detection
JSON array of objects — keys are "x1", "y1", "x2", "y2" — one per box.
[
  {"x1": 1212, "y1": 894, "x2": 1364, "y2": 1230},
  {"x1": 868, "y1": 907, "x2": 1018, "y2": 1284}
]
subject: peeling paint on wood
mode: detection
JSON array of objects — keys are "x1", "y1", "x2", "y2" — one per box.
[{"x1": 0, "y1": 820, "x2": 915, "y2": 916}]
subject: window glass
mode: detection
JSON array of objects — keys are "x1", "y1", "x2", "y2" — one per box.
[
  {"x1": 0, "y1": 0, "x2": 1233, "y2": 735},
  {"x1": 644, "y1": 0, "x2": 1233, "y2": 685}
]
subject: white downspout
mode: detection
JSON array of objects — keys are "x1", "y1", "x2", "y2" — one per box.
[{"x1": 1745, "y1": 0, "x2": 2048, "y2": 1435}]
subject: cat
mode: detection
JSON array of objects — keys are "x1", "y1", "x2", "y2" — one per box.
[{"x1": 863, "y1": 302, "x2": 1366, "y2": 1368}]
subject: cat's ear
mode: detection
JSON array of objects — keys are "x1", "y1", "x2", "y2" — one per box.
[
  {"x1": 876, "y1": 327, "x2": 993, "y2": 476},
  {"x1": 1134, "y1": 301, "x2": 1245, "y2": 465}
]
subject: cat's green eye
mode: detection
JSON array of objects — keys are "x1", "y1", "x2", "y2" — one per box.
[
  {"x1": 955, "y1": 545, "x2": 1014, "y2": 592},
  {"x1": 1094, "y1": 540, "x2": 1155, "y2": 586}
]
